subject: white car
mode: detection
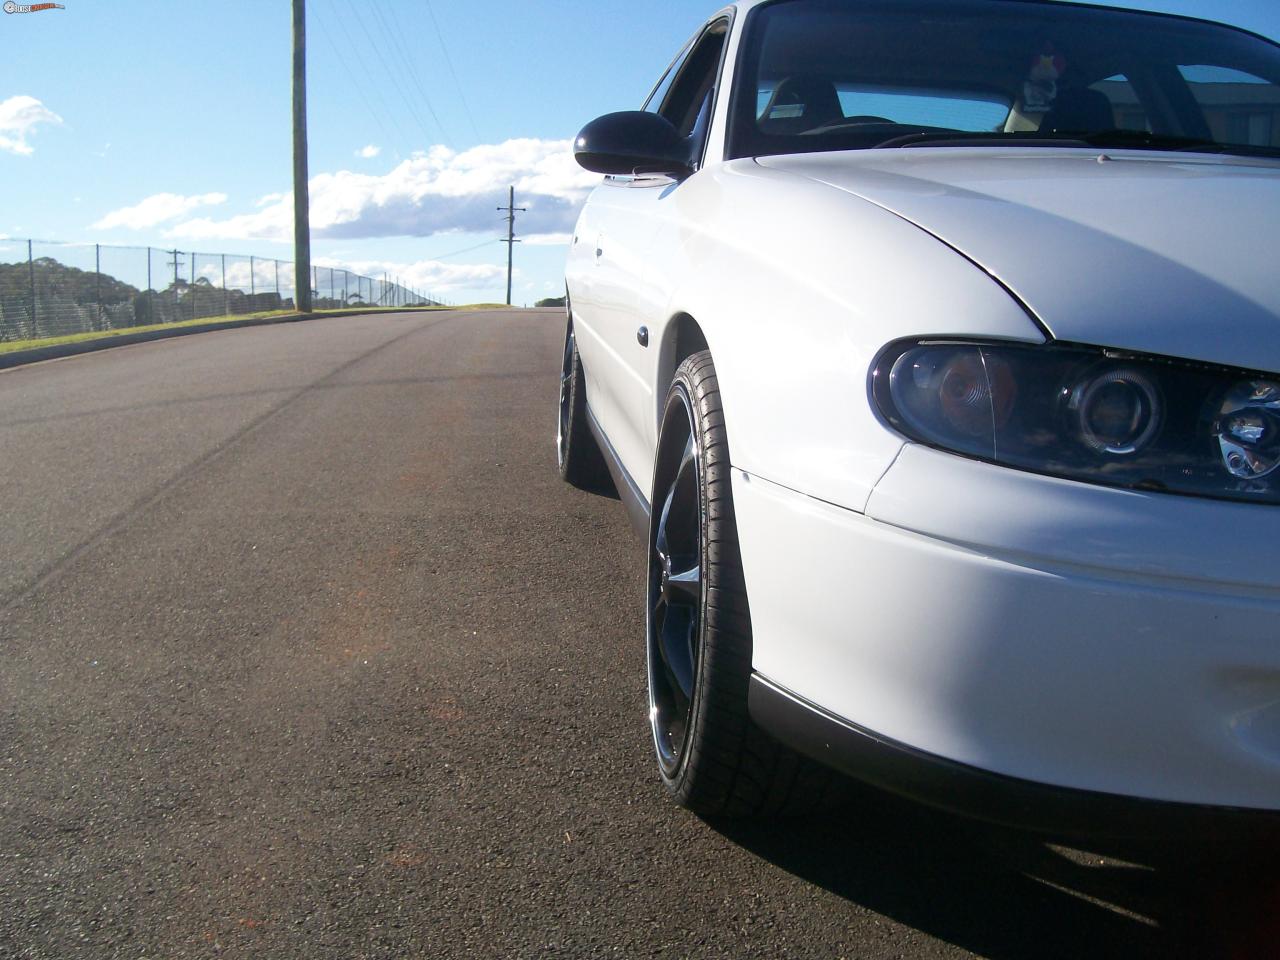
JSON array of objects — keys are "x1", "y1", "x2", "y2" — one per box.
[{"x1": 558, "y1": 0, "x2": 1280, "y2": 840}]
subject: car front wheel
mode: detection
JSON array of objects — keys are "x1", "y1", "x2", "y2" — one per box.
[{"x1": 648, "y1": 350, "x2": 832, "y2": 817}]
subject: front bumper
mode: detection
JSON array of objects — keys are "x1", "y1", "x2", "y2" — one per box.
[
  {"x1": 731, "y1": 445, "x2": 1280, "y2": 821},
  {"x1": 750, "y1": 674, "x2": 1280, "y2": 842}
]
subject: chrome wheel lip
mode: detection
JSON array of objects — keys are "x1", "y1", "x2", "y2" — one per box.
[
  {"x1": 646, "y1": 385, "x2": 705, "y2": 778},
  {"x1": 556, "y1": 325, "x2": 574, "y2": 469}
]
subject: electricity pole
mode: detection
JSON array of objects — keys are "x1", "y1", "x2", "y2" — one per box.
[
  {"x1": 167, "y1": 248, "x2": 184, "y2": 319},
  {"x1": 166, "y1": 249, "x2": 183, "y2": 287},
  {"x1": 497, "y1": 186, "x2": 526, "y2": 307},
  {"x1": 292, "y1": 0, "x2": 312, "y2": 313}
]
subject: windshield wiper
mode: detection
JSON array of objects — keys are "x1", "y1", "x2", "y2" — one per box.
[
  {"x1": 1076, "y1": 129, "x2": 1280, "y2": 158},
  {"x1": 874, "y1": 128, "x2": 1280, "y2": 159},
  {"x1": 874, "y1": 131, "x2": 1090, "y2": 149}
]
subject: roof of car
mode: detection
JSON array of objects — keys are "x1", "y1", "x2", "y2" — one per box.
[{"x1": 713, "y1": 0, "x2": 1261, "y2": 49}]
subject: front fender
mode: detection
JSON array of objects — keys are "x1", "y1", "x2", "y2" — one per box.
[{"x1": 647, "y1": 159, "x2": 1043, "y2": 512}]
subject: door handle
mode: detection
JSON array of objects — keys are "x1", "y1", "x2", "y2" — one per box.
[{"x1": 636, "y1": 326, "x2": 649, "y2": 347}]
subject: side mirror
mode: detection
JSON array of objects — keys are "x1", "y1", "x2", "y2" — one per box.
[{"x1": 573, "y1": 111, "x2": 693, "y2": 178}]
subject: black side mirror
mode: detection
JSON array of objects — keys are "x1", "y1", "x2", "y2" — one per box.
[{"x1": 573, "y1": 111, "x2": 693, "y2": 178}]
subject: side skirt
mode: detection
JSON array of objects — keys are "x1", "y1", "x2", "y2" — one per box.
[{"x1": 585, "y1": 404, "x2": 651, "y2": 540}]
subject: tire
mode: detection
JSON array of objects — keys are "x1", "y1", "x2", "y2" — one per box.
[
  {"x1": 647, "y1": 350, "x2": 833, "y2": 817},
  {"x1": 556, "y1": 318, "x2": 613, "y2": 492}
]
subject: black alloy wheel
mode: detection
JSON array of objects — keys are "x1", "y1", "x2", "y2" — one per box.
[
  {"x1": 646, "y1": 350, "x2": 834, "y2": 817},
  {"x1": 649, "y1": 385, "x2": 704, "y2": 775}
]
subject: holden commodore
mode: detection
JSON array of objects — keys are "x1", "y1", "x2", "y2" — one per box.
[{"x1": 557, "y1": 0, "x2": 1280, "y2": 841}]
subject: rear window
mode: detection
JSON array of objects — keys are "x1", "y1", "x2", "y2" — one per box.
[
  {"x1": 757, "y1": 83, "x2": 1010, "y2": 131},
  {"x1": 1178, "y1": 64, "x2": 1280, "y2": 147}
]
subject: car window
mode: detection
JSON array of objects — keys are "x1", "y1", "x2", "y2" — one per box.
[
  {"x1": 1090, "y1": 75, "x2": 1151, "y2": 133},
  {"x1": 644, "y1": 39, "x2": 694, "y2": 113},
  {"x1": 757, "y1": 84, "x2": 1009, "y2": 131},
  {"x1": 657, "y1": 19, "x2": 729, "y2": 144},
  {"x1": 1178, "y1": 63, "x2": 1280, "y2": 147},
  {"x1": 730, "y1": 0, "x2": 1280, "y2": 159}
]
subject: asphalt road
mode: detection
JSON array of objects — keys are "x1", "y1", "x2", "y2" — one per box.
[{"x1": 0, "y1": 309, "x2": 1274, "y2": 959}]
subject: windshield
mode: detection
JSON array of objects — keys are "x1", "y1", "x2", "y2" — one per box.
[{"x1": 728, "y1": 0, "x2": 1280, "y2": 158}]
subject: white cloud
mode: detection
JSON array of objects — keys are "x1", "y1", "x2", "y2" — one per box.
[
  {"x1": 313, "y1": 255, "x2": 503, "y2": 294},
  {"x1": 524, "y1": 232, "x2": 573, "y2": 246},
  {"x1": 167, "y1": 138, "x2": 600, "y2": 243},
  {"x1": 0, "y1": 95, "x2": 63, "y2": 156},
  {"x1": 168, "y1": 204, "x2": 289, "y2": 243},
  {"x1": 192, "y1": 256, "x2": 289, "y2": 294},
  {"x1": 92, "y1": 192, "x2": 229, "y2": 231},
  {"x1": 357, "y1": 144, "x2": 381, "y2": 159}
]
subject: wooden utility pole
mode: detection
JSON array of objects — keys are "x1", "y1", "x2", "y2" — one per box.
[
  {"x1": 27, "y1": 239, "x2": 36, "y2": 329},
  {"x1": 292, "y1": 0, "x2": 312, "y2": 313},
  {"x1": 167, "y1": 248, "x2": 183, "y2": 286},
  {"x1": 498, "y1": 186, "x2": 526, "y2": 306}
]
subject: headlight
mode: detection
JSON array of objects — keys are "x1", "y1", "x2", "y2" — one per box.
[
  {"x1": 871, "y1": 339, "x2": 1280, "y2": 504},
  {"x1": 1216, "y1": 380, "x2": 1280, "y2": 480}
]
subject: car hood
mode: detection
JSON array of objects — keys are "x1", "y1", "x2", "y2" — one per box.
[{"x1": 756, "y1": 148, "x2": 1280, "y2": 374}]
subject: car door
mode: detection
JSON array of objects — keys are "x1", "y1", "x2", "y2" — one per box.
[{"x1": 572, "y1": 18, "x2": 730, "y2": 499}]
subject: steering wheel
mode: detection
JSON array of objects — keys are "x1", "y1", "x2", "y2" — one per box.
[{"x1": 800, "y1": 116, "x2": 900, "y2": 135}]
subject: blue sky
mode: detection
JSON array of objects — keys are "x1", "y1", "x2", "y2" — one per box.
[{"x1": 1, "y1": 0, "x2": 1278, "y2": 304}]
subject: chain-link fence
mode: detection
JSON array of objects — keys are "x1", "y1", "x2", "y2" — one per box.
[{"x1": 0, "y1": 239, "x2": 452, "y2": 343}]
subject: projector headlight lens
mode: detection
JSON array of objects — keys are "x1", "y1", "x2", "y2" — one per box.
[
  {"x1": 1069, "y1": 368, "x2": 1161, "y2": 456},
  {"x1": 874, "y1": 340, "x2": 1280, "y2": 504}
]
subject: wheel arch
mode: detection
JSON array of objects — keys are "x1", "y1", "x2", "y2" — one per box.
[{"x1": 655, "y1": 312, "x2": 711, "y2": 441}]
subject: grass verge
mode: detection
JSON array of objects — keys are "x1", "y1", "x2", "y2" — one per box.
[{"x1": 0, "y1": 305, "x2": 452, "y2": 356}]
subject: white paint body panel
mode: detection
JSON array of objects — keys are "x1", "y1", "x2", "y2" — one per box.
[
  {"x1": 734, "y1": 461, "x2": 1280, "y2": 808},
  {"x1": 567, "y1": 159, "x2": 1041, "y2": 511},
  {"x1": 758, "y1": 149, "x2": 1280, "y2": 373}
]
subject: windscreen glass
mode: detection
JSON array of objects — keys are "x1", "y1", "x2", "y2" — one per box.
[{"x1": 729, "y1": 0, "x2": 1280, "y2": 158}]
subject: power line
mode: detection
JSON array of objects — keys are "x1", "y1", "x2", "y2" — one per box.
[
  {"x1": 311, "y1": 0, "x2": 400, "y2": 150},
  {"x1": 422, "y1": 0, "x2": 482, "y2": 142},
  {"x1": 428, "y1": 238, "x2": 500, "y2": 261},
  {"x1": 360, "y1": 0, "x2": 448, "y2": 145},
  {"x1": 373, "y1": 0, "x2": 453, "y2": 145},
  {"x1": 336, "y1": 0, "x2": 441, "y2": 147},
  {"x1": 357, "y1": 0, "x2": 424, "y2": 119}
]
